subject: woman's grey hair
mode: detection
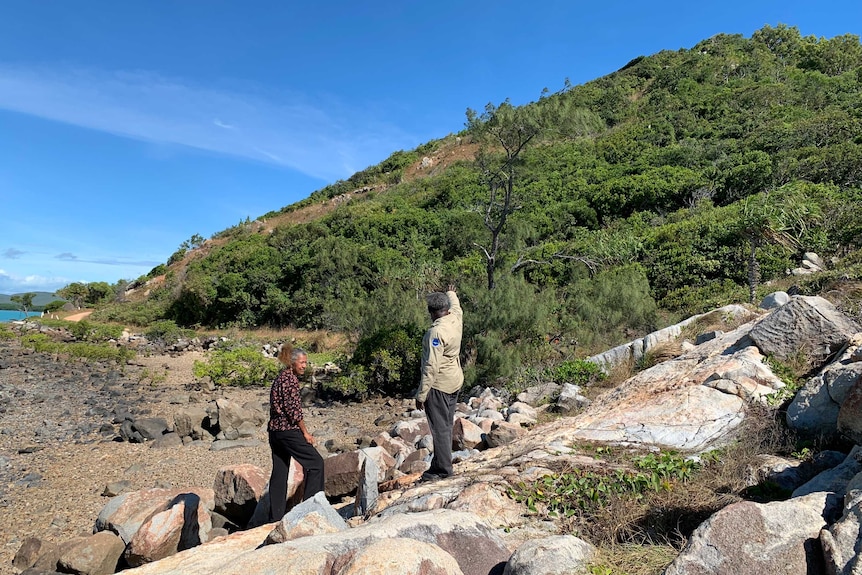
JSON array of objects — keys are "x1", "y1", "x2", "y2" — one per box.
[
  {"x1": 426, "y1": 292, "x2": 450, "y2": 313},
  {"x1": 276, "y1": 343, "x2": 307, "y2": 366}
]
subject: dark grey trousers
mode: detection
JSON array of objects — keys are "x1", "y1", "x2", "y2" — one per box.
[{"x1": 425, "y1": 387, "x2": 458, "y2": 477}]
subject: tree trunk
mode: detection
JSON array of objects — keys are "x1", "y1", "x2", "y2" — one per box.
[{"x1": 747, "y1": 238, "x2": 760, "y2": 304}]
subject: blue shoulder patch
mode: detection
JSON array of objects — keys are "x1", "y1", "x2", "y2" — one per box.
[{"x1": 431, "y1": 338, "x2": 441, "y2": 347}]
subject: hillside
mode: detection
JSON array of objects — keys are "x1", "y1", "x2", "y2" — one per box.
[
  {"x1": 0, "y1": 292, "x2": 62, "y2": 307},
  {"x1": 92, "y1": 24, "x2": 862, "y2": 388}
]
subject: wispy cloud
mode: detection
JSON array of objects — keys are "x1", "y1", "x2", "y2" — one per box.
[
  {"x1": 55, "y1": 252, "x2": 159, "y2": 267},
  {"x1": 89, "y1": 257, "x2": 161, "y2": 267},
  {"x1": 3, "y1": 248, "x2": 25, "y2": 259},
  {"x1": 0, "y1": 268, "x2": 69, "y2": 293},
  {"x1": 213, "y1": 118, "x2": 235, "y2": 130},
  {"x1": 0, "y1": 65, "x2": 417, "y2": 182}
]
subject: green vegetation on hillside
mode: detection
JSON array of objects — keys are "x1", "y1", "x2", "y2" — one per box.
[{"x1": 83, "y1": 25, "x2": 862, "y2": 390}]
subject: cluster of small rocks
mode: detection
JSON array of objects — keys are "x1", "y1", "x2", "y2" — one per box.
[
  {"x1": 788, "y1": 251, "x2": 830, "y2": 276},
  {"x1": 0, "y1": 345, "x2": 181, "y2": 507}
]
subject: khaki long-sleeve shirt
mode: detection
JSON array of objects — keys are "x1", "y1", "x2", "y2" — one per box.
[{"x1": 417, "y1": 290, "x2": 464, "y2": 401}]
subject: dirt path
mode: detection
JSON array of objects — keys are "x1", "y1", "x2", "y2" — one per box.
[{"x1": 62, "y1": 310, "x2": 94, "y2": 322}]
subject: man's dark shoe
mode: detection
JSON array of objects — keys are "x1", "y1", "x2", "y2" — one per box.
[{"x1": 419, "y1": 471, "x2": 451, "y2": 483}]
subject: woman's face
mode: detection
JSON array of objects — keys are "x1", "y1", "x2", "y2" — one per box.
[{"x1": 291, "y1": 354, "x2": 308, "y2": 375}]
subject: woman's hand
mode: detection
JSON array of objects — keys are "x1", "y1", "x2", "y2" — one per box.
[{"x1": 303, "y1": 432, "x2": 316, "y2": 445}]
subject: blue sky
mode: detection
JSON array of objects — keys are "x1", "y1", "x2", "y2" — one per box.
[{"x1": 1, "y1": 1, "x2": 859, "y2": 294}]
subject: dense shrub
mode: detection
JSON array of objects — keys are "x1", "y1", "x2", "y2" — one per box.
[
  {"x1": 333, "y1": 324, "x2": 424, "y2": 398},
  {"x1": 69, "y1": 320, "x2": 124, "y2": 343},
  {"x1": 563, "y1": 264, "x2": 658, "y2": 353},
  {"x1": 548, "y1": 359, "x2": 607, "y2": 386},
  {"x1": 192, "y1": 345, "x2": 279, "y2": 387},
  {"x1": 144, "y1": 320, "x2": 195, "y2": 344}
]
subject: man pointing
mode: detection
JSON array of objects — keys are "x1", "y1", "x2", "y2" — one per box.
[{"x1": 416, "y1": 284, "x2": 463, "y2": 481}]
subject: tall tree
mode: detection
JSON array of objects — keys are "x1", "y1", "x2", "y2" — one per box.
[
  {"x1": 10, "y1": 292, "x2": 35, "y2": 315},
  {"x1": 466, "y1": 99, "x2": 542, "y2": 289},
  {"x1": 57, "y1": 282, "x2": 88, "y2": 309}
]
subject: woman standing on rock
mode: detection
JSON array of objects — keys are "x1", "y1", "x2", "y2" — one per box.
[{"x1": 268, "y1": 344, "x2": 324, "y2": 520}]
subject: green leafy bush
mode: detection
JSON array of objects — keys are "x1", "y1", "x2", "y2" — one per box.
[
  {"x1": 147, "y1": 264, "x2": 167, "y2": 278},
  {"x1": 145, "y1": 319, "x2": 195, "y2": 344},
  {"x1": 167, "y1": 247, "x2": 187, "y2": 266},
  {"x1": 43, "y1": 300, "x2": 66, "y2": 313},
  {"x1": 508, "y1": 450, "x2": 700, "y2": 518},
  {"x1": 192, "y1": 346, "x2": 279, "y2": 387},
  {"x1": 548, "y1": 359, "x2": 607, "y2": 386},
  {"x1": 464, "y1": 276, "x2": 555, "y2": 385},
  {"x1": 468, "y1": 330, "x2": 523, "y2": 387},
  {"x1": 324, "y1": 366, "x2": 369, "y2": 398},
  {"x1": 69, "y1": 320, "x2": 124, "y2": 343},
  {"x1": 329, "y1": 324, "x2": 423, "y2": 398}
]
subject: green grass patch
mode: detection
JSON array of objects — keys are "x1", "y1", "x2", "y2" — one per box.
[
  {"x1": 764, "y1": 355, "x2": 807, "y2": 407},
  {"x1": 20, "y1": 333, "x2": 135, "y2": 364},
  {"x1": 307, "y1": 351, "x2": 339, "y2": 365}
]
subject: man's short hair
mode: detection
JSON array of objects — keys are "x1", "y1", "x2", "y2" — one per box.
[{"x1": 426, "y1": 292, "x2": 450, "y2": 313}]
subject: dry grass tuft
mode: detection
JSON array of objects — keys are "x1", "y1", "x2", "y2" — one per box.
[
  {"x1": 569, "y1": 469, "x2": 736, "y2": 550},
  {"x1": 589, "y1": 542, "x2": 681, "y2": 575},
  {"x1": 822, "y1": 280, "x2": 862, "y2": 318},
  {"x1": 705, "y1": 403, "x2": 799, "y2": 493},
  {"x1": 600, "y1": 357, "x2": 637, "y2": 389},
  {"x1": 678, "y1": 307, "x2": 759, "y2": 343},
  {"x1": 637, "y1": 340, "x2": 684, "y2": 370}
]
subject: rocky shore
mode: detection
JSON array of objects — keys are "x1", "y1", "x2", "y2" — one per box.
[
  {"x1": 0, "y1": 339, "x2": 388, "y2": 575},
  {"x1": 5, "y1": 293, "x2": 862, "y2": 574}
]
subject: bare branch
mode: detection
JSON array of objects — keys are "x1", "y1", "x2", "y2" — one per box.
[
  {"x1": 473, "y1": 242, "x2": 492, "y2": 260},
  {"x1": 511, "y1": 256, "x2": 550, "y2": 273},
  {"x1": 552, "y1": 252, "x2": 600, "y2": 277}
]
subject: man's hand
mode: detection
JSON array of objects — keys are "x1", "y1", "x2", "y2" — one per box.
[
  {"x1": 447, "y1": 284, "x2": 455, "y2": 293},
  {"x1": 415, "y1": 399, "x2": 424, "y2": 411}
]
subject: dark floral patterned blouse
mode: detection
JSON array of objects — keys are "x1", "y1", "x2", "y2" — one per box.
[{"x1": 268, "y1": 368, "x2": 303, "y2": 432}]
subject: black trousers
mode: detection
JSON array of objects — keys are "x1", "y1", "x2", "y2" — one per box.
[
  {"x1": 425, "y1": 387, "x2": 458, "y2": 477},
  {"x1": 268, "y1": 429, "x2": 325, "y2": 521}
]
